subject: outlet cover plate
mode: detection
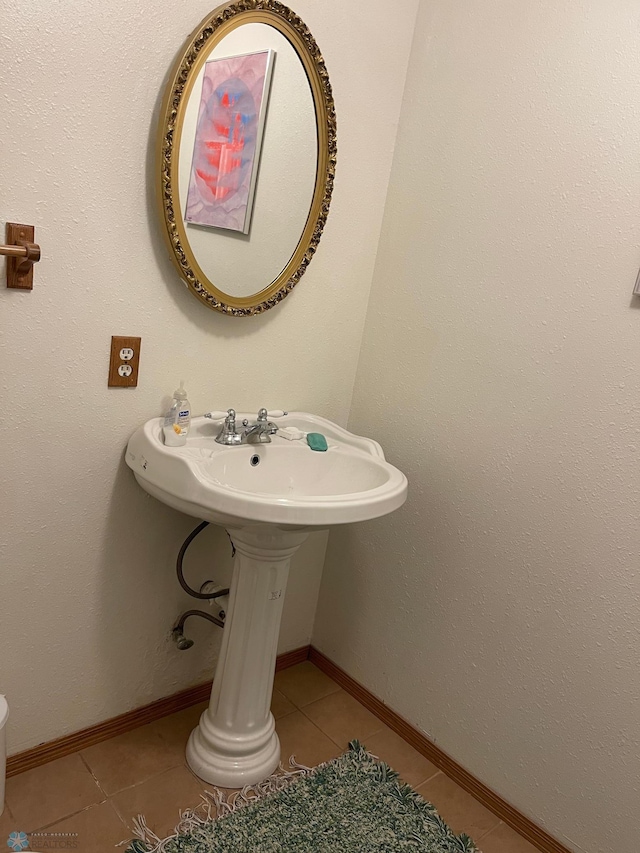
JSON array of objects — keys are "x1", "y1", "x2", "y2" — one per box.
[{"x1": 108, "y1": 336, "x2": 141, "y2": 387}]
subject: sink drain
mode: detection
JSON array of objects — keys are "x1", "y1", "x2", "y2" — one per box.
[{"x1": 250, "y1": 454, "x2": 261, "y2": 467}]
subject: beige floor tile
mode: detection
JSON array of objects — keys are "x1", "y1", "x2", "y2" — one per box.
[
  {"x1": 112, "y1": 764, "x2": 206, "y2": 842},
  {"x1": 149, "y1": 702, "x2": 208, "y2": 762},
  {"x1": 81, "y1": 721, "x2": 181, "y2": 796},
  {"x1": 302, "y1": 689, "x2": 383, "y2": 748},
  {"x1": 478, "y1": 822, "x2": 540, "y2": 853},
  {"x1": 365, "y1": 725, "x2": 440, "y2": 788},
  {"x1": 5, "y1": 754, "x2": 105, "y2": 832},
  {"x1": 274, "y1": 661, "x2": 341, "y2": 708},
  {"x1": 42, "y1": 800, "x2": 129, "y2": 853},
  {"x1": 0, "y1": 803, "x2": 18, "y2": 838},
  {"x1": 276, "y1": 711, "x2": 342, "y2": 769},
  {"x1": 271, "y1": 688, "x2": 295, "y2": 719},
  {"x1": 417, "y1": 773, "x2": 500, "y2": 840}
]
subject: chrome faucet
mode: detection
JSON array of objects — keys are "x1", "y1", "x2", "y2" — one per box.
[
  {"x1": 213, "y1": 409, "x2": 243, "y2": 445},
  {"x1": 210, "y1": 408, "x2": 279, "y2": 445},
  {"x1": 243, "y1": 408, "x2": 278, "y2": 443}
]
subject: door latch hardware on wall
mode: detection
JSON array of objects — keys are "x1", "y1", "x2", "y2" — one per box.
[{"x1": 2, "y1": 223, "x2": 41, "y2": 290}]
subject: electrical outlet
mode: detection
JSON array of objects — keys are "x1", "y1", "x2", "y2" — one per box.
[{"x1": 108, "y1": 336, "x2": 141, "y2": 387}]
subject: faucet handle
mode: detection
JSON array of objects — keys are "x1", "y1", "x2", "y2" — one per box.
[
  {"x1": 215, "y1": 409, "x2": 243, "y2": 445},
  {"x1": 258, "y1": 407, "x2": 281, "y2": 437}
]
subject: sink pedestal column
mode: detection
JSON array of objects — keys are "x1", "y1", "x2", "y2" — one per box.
[{"x1": 186, "y1": 527, "x2": 309, "y2": 788}]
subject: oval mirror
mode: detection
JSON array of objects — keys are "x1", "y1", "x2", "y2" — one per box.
[{"x1": 157, "y1": 1, "x2": 336, "y2": 316}]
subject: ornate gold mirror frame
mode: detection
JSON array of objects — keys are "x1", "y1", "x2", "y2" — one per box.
[{"x1": 157, "y1": 0, "x2": 336, "y2": 316}]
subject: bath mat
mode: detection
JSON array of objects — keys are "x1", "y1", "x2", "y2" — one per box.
[{"x1": 126, "y1": 741, "x2": 478, "y2": 853}]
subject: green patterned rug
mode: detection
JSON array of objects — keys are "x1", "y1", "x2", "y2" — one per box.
[{"x1": 127, "y1": 741, "x2": 478, "y2": 852}]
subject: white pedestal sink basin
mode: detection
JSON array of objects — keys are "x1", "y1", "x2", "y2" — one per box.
[{"x1": 126, "y1": 412, "x2": 407, "y2": 787}]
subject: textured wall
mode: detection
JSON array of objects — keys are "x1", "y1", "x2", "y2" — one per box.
[
  {"x1": 313, "y1": 2, "x2": 640, "y2": 852},
  {"x1": 0, "y1": 0, "x2": 418, "y2": 753}
]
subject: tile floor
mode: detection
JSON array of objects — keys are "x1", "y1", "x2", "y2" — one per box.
[{"x1": 1, "y1": 662, "x2": 538, "y2": 852}]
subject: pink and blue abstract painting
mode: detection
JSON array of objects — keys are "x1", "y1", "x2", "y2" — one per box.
[{"x1": 185, "y1": 49, "x2": 275, "y2": 234}]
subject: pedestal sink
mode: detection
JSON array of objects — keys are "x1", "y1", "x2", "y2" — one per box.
[{"x1": 126, "y1": 412, "x2": 407, "y2": 787}]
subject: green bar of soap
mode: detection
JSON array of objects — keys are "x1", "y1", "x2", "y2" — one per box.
[{"x1": 307, "y1": 433, "x2": 328, "y2": 452}]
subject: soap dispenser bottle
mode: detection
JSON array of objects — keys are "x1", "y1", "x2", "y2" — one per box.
[{"x1": 163, "y1": 382, "x2": 191, "y2": 447}]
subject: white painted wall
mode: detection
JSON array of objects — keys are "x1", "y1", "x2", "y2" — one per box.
[
  {"x1": 314, "y1": 2, "x2": 640, "y2": 851},
  {"x1": 0, "y1": 0, "x2": 418, "y2": 753}
]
